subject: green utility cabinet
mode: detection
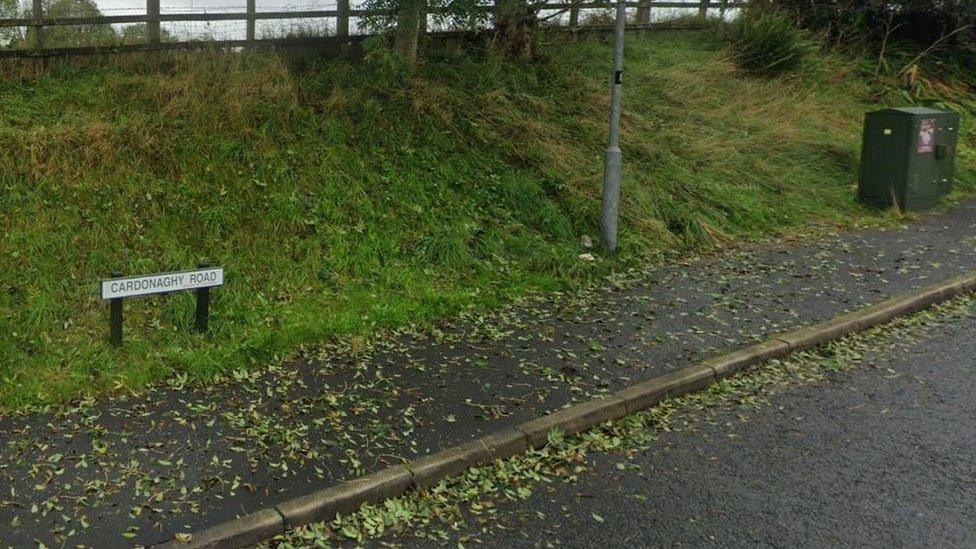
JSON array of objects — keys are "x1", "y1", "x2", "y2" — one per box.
[{"x1": 858, "y1": 107, "x2": 960, "y2": 211}]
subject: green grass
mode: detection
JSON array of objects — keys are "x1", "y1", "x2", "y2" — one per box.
[{"x1": 1, "y1": 31, "x2": 974, "y2": 411}]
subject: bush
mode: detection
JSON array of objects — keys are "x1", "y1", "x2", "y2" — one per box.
[
  {"x1": 773, "y1": 0, "x2": 976, "y2": 68},
  {"x1": 723, "y1": 11, "x2": 815, "y2": 76}
]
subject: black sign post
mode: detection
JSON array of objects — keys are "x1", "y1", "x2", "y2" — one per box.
[
  {"x1": 195, "y1": 262, "x2": 211, "y2": 333},
  {"x1": 109, "y1": 271, "x2": 124, "y2": 347}
]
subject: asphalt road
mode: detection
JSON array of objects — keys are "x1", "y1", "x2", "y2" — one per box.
[
  {"x1": 6, "y1": 202, "x2": 976, "y2": 546},
  {"x1": 397, "y1": 305, "x2": 976, "y2": 548}
]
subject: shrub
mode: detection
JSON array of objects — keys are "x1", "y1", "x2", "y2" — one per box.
[
  {"x1": 773, "y1": 0, "x2": 976, "y2": 68},
  {"x1": 723, "y1": 11, "x2": 815, "y2": 76}
]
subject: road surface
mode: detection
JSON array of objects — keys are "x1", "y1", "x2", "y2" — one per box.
[{"x1": 387, "y1": 300, "x2": 976, "y2": 547}]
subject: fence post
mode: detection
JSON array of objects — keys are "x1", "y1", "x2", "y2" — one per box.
[
  {"x1": 418, "y1": 0, "x2": 427, "y2": 36},
  {"x1": 637, "y1": 0, "x2": 650, "y2": 24},
  {"x1": 698, "y1": 0, "x2": 708, "y2": 18},
  {"x1": 147, "y1": 0, "x2": 160, "y2": 44},
  {"x1": 337, "y1": 0, "x2": 349, "y2": 38},
  {"x1": 246, "y1": 0, "x2": 256, "y2": 41},
  {"x1": 569, "y1": 0, "x2": 580, "y2": 29},
  {"x1": 31, "y1": 0, "x2": 42, "y2": 52}
]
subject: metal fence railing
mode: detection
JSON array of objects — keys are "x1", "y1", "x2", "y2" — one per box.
[{"x1": 0, "y1": 0, "x2": 744, "y2": 58}]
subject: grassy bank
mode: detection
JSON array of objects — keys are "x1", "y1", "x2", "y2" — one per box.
[{"x1": 1, "y1": 31, "x2": 973, "y2": 411}]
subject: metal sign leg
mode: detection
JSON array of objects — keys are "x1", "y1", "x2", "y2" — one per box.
[
  {"x1": 110, "y1": 297, "x2": 124, "y2": 347},
  {"x1": 195, "y1": 262, "x2": 211, "y2": 333},
  {"x1": 195, "y1": 287, "x2": 210, "y2": 333}
]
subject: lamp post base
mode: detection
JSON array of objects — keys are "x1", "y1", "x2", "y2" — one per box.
[{"x1": 600, "y1": 146, "x2": 622, "y2": 252}]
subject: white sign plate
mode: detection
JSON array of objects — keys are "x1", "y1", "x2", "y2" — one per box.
[{"x1": 101, "y1": 267, "x2": 224, "y2": 300}]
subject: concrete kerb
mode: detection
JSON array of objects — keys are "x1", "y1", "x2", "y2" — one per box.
[
  {"x1": 516, "y1": 395, "x2": 628, "y2": 447},
  {"x1": 155, "y1": 508, "x2": 284, "y2": 549},
  {"x1": 276, "y1": 465, "x2": 413, "y2": 528},
  {"x1": 775, "y1": 271, "x2": 976, "y2": 354},
  {"x1": 700, "y1": 340, "x2": 790, "y2": 381},
  {"x1": 157, "y1": 270, "x2": 976, "y2": 548},
  {"x1": 613, "y1": 363, "x2": 715, "y2": 415},
  {"x1": 407, "y1": 440, "x2": 489, "y2": 490},
  {"x1": 480, "y1": 427, "x2": 528, "y2": 457}
]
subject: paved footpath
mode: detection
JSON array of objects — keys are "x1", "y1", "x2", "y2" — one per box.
[
  {"x1": 4, "y1": 201, "x2": 976, "y2": 546},
  {"x1": 390, "y1": 296, "x2": 976, "y2": 548}
]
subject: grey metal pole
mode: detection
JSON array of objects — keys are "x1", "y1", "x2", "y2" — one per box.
[{"x1": 600, "y1": 0, "x2": 626, "y2": 252}]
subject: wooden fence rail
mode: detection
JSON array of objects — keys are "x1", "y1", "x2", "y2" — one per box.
[{"x1": 0, "y1": 0, "x2": 743, "y2": 59}]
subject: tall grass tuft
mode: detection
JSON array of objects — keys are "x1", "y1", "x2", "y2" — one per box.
[{"x1": 720, "y1": 10, "x2": 816, "y2": 76}]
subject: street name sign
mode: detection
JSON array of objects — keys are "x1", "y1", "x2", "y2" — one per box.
[
  {"x1": 100, "y1": 266, "x2": 224, "y2": 346},
  {"x1": 101, "y1": 267, "x2": 224, "y2": 299}
]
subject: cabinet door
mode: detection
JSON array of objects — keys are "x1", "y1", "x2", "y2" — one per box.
[
  {"x1": 907, "y1": 117, "x2": 941, "y2": 199},
  {"x1": 936, "y1": 116, "x2": 960, "y2": 194}
]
